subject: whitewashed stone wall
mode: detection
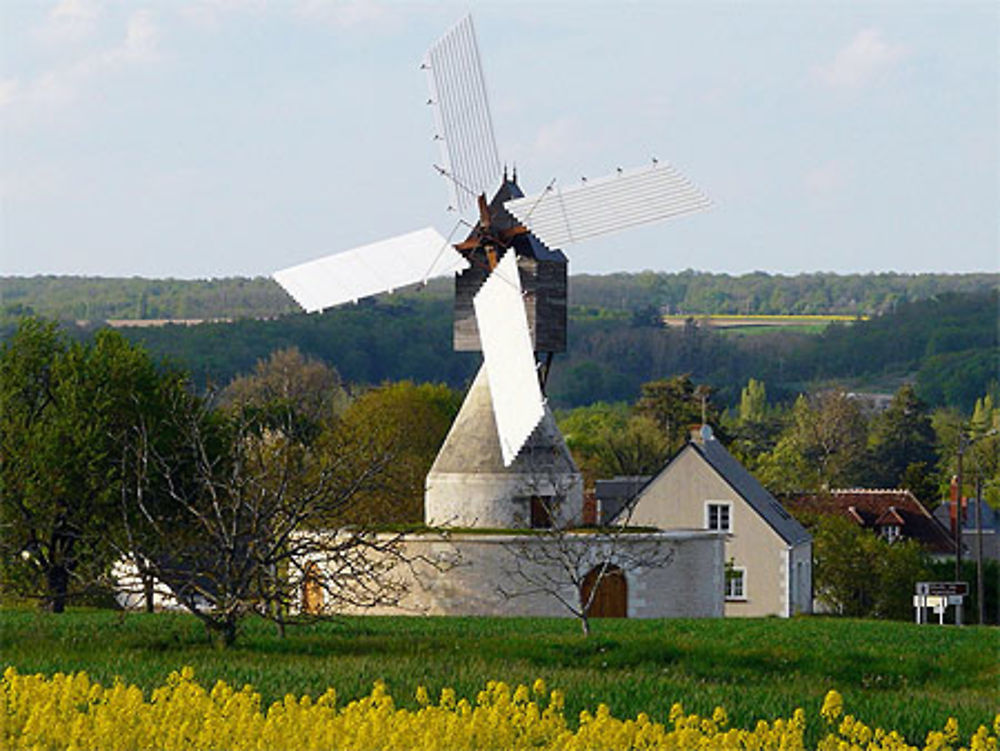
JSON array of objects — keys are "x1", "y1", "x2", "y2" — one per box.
[{"x1": 310, "y1": 530, "x2": 724, "y2": 619}]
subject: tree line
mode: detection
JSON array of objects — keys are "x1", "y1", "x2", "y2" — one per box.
[
  {"x1": 560, "y1": 374, "x2": 998, "y2": 504},
  {"x1": 3, "y1": 317, "x2": 996, "y2": 632},
  {"x1": 3, "y1": 288, "x2": 986, "y2": 416},
  {"x1": 3, "y1": 277, "x2": 995, "y2": 414},
  {"x1": 2, "y1": 270, "x2": 995, "y2": 325}
]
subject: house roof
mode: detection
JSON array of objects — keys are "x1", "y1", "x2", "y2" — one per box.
[
  {"x1": 788, "y1": 489, "x2": 956, "y2": 554},
  {"x1": 933, "y1": 500, "x2": 999, "y2": 533},
  {"x1": 595, "y1": 476, "x2": 652, "y2": 503},
  {"x1": 690, "y1": 435, "x2": 812, "y2": 546},
  {"x1": 874, "y1": 506, "x2": 906, "y2": 526}
]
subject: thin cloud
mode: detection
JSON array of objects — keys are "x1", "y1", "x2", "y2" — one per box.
[
  {"x1": 176, "y1": 0, "x2": 267, "y2": 29},
  {"x1": 804, "y1": 159, "x2": 853, "y2": 204},
  {"x1": 5, "y1": 10, "x2": 160, "y2": 115},
  {"x1": 814, "y1": 28, "x2": 907, "y2": 89},
  {"x1": 0, "y1": 79, "x2": 19, "y2": 108},
  {"x1": 293, "y1": 0, "x2": 395, "y2": 29},
  {"x1": 39, "y1": 0, "x2": 104, "y2": 43}
]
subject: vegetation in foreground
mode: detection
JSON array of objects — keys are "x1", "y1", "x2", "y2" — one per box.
[
  {"x1": 1, "y1": 611, "x2": 996, "y2": 747},
  {"x1": 5, "y1": 667, "x2": 997, "y2": 751}
]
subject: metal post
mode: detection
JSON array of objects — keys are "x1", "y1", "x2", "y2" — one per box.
[
  {"x1": 975, "y1": 476, "x2": 984, "y2": 625},
  {"x1": 954, "y1": 435, "x2": 964, "y2": 582}
]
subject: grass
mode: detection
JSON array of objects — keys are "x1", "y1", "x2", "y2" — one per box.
[{"x1": 2, "y1": 610, "x2": 997, "y2": 745}]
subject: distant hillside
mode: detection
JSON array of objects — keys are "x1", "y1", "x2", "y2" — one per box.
[
  {"x1": 10, "y1": 288, "x2": 983, "y2": 414},
  {"x1": 568, "y1": 270, "x2": 998, "y2": 316},
  {"x1": 2, "y1": 271, "x2": 995, "y2": 325},
  {"x1": 0, "y1": 276, "x2": 300, "y2": 323}
]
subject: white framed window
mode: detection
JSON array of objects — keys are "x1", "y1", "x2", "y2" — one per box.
[
  {"x1": 881, "y1": 524, "x2": 901, "y2": 543},
  {"x1": 725, "y1": 566, "x2": 747, "y2": 601},
  {"x1": 705, "y1": 502, "x2": 732, "y2": 532}
]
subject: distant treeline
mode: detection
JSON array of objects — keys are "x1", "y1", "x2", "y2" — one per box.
[
  {"x1": 548, "y1": 290, "x2": 997, "y2": 411},
  {"x1": 0, "y1": 275, "x2": 299, "y2": 322},
  {"x1": 38, "y1": 289, "x2": 994, "y2": 414},
  {"x1": 568, "y1": 270, "x2": 999, "y2": 316},
  {"x1": 2, "y1": 271, "x2": 996, "y2": 323}
]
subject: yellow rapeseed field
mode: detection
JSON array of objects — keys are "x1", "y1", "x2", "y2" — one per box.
[{"x1": 2, "y1": 666, "x2": 997, "y2": 751}]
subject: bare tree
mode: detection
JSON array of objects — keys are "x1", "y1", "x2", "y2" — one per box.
[
  {"x1": 114, "y1": 390, "x2": 423, "y2": 646},
  {"x1": 498, "y1": 464, "x2": 675, "y2": 636}
]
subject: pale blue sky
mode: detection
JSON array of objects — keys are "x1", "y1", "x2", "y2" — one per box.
[{"x1": 2, "y1": 1, "x2": 997, "y2": 278}]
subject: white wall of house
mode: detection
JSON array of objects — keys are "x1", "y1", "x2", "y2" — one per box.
[
  {"x1": 299, "y1": 530, "x2": 724, "y2": 619},
  {"x1": 625, "y1": 446, "x2": 808, "y2": 618}
]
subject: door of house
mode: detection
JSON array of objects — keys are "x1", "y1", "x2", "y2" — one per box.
[
  {"x1": 581, "y1": 564, "x2": 627, "y2": 618},
  {"x1": 301, "y1": 562, "x2": 324, "y2": 615}
]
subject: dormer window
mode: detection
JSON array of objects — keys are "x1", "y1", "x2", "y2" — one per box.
[{"x1": 881, "y1": 524, "x2": 901, "y2": 543}]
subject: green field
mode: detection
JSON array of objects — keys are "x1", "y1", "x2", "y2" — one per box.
[{"x1": 1, "y1": 610, "x2": 996, "y2": 745}]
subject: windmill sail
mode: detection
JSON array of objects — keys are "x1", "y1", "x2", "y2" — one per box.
[
  {"x1": 472, "y1": 250, "x2": 545, "y2": 466},
  {"x1": 503, "y1": 163, "x2": 711, "y2": 250},
  {"x1": 424, "y1": 14, "x2": 502, "y2": 213},
  {"x1": 273, "y1": 227, "x2": 467, "y2": 313}
]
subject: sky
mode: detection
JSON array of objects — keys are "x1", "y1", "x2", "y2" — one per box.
[{"x1": 1, "y1": 0, "x2": 997, "y2": 279}]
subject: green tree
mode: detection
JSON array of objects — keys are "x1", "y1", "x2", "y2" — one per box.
[
  {"x1": 634, "y1": 374, "x2": 721, "y2": 454},
  {"x1": 221, "y1": 346, "x2": 347, "y2": 441},
  {"x1": 332, "y1": 382, "x2": 461, "y2": 525},
  {"x1": 812, "y1": 514, "x2": 929, "y2": 619},
  {"x1": 739, "y1": 378, "x2": 768, "y2": 424},
  {"x1": 728, "y1": 379, "x2": 785, "y2": 470},
  {"x1": 591, "y1": 415, "x2": 670, "y2": 479},
  {"x1": 0, "y1": 319, "x2": 180, "y2": 611},
  {"x1": 558, "y1": 402, "x2": 631, "y2": 486},
  {"x1": 933, "y1": 396, "x2": 1000, "y2": 507},
  {"x1": 868, "y1": 384, "x2": 937, "y2": 493},
  {"x1": 759, "y1": 391, "x2": 868, "y2": 493}
]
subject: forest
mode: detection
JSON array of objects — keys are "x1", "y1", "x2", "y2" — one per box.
[
  {"x1": 2, "y1": 272, "x2": 995, "y2": 414},
  {"x1": 1, "y1": 269, "x2": 996, "y2": 323},
  {"x1": 17, "y1": 287, "x2": 988, "y2": 414}
]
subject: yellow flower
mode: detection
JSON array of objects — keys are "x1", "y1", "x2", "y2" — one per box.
[
  {"x1": 821, "y1": 689, "x2": 844, "y2": 724},
  {"x1": 415, "y1": 685, "x2": 430, "y2": 707}
]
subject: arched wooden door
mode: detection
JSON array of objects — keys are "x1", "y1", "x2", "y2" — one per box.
[
  {"x1": 580, "y1": 564, "x2": 627, "y2": 618},
  {"x1": 301, "y1": 562, "x2": 324, "y2": 615}
]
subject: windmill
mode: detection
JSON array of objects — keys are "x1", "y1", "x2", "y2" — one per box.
[{"x1": 274, "y1": 15, "x2": 710, "y2": 528}]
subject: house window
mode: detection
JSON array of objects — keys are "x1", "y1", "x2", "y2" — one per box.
[
  {"x1": 706, "y1": 502, "x2": 732, "y2": 532},
  {"x1": 725, "y1": 566, "x2": 746, "y2": 601},
  {"x1": 881, "y1": 525, "x2": 901, "y2": 543}
]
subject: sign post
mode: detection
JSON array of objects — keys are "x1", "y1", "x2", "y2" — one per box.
[{"x1": 914, "y1": 582, "x2": 968, "y2": 625}]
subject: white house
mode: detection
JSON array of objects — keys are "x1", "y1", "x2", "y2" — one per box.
[{"x1": 618, "y1": 426, "x2": 812, "y2": 618}]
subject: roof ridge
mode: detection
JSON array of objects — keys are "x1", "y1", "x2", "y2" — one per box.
[{"x1": 833, "y1": 488, "x2": 910, "y2": 494}]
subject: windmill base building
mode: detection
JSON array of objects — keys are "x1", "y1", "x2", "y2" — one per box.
[{"x1": 287, "y1": 366, "x2": 725, "y2": 622}]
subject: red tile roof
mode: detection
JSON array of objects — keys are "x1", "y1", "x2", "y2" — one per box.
[{"x1": 787, "y1": 489, "x2": 955, "y2": 554}]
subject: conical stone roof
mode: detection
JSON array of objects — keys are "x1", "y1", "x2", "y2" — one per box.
[{"x1": 425, "y1": 365, "x2": 582, "y2": 528}]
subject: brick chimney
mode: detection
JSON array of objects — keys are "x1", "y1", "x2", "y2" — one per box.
[{"x1": 690, "y1": 424, "x2": 714, "y2": 445}]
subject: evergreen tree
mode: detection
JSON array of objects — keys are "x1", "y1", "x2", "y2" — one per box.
[
  {"x1": 634, "y1": 374, "x2": 722, "y2": 453},
  {"x1": 868, "y1": 384, "x2": 937, "y2": 492}
]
